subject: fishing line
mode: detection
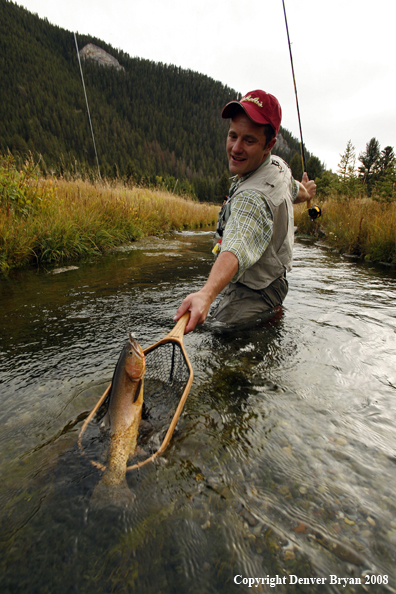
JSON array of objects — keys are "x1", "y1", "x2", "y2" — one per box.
[
  {"x1": 282, "y1": 0, "x2": 306, "y2": 174},
  {"x1": 74, "y1": 33, "x2": 101, "y2": 179}
]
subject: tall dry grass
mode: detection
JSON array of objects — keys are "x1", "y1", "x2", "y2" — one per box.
[
  {"x1": 0, "y1": 172, "x2": 219, "y2": 274},
  {"x1": 294, "y1": 197, "x2": 396, "y2": 264}
]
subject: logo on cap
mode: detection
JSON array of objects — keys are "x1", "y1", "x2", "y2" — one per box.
[{"x1": 240, "y1": 95, "x2": 263, "y2": 108}]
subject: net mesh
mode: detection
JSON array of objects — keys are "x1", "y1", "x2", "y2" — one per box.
[
  {"x1": 145, "y1": 341, "x2": 190, "y2": 400},
  {"x1": 142, "y1": 342, "x2": 191, "y2": 437}
]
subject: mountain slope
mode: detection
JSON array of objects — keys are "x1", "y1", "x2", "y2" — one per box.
[{"x1": 0, "y1": 0, "x2": 314, "y2": 200}]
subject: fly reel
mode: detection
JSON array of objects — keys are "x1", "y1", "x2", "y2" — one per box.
[{"x1": 308, "y1": 205, "x2": 322, "y2": 221}]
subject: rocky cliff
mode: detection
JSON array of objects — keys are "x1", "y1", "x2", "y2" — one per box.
[{"x1": 79, "y1": 43, "x2": 124, "y2": 71}]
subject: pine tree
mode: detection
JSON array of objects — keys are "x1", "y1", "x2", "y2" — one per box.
[
  {"x1": 306, "y1": 156, "x2": 323, "y2": 181},
  {"x1": 289, "y1": 153, "x2": 303, "y2": 181},
  {"x1": 337, "y1": 140, "x2": 360, "y2": 197},
  {"x1": 372, "y1": 146, "x2": 396, "y2": 201},
  {"x1": 358, "y1": 138, "x2": 381, "y2": 196},
  {"x1": 338, "y1": 140, "x2": 356, "y2": 180}
]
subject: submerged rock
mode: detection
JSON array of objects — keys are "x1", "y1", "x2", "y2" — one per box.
[{"x1": 49, "y1": 266, "x2": 79, "y2": 274}]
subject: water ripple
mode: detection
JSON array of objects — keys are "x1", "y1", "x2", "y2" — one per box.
[{"x1": 1, "y1": 235, "x2": 396, "y2": 592}]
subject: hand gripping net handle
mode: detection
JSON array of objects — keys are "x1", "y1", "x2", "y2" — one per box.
[{"x1": 78, "y1": 313, "x2": 193, "y2": 472}]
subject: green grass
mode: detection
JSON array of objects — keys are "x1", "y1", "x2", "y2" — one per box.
[
  {"x1": 0, "y1": 154, "x2": 219, "y2": 274},
  {"x1": 294, "y1": 197, "x2": 396, "y2": 264}
]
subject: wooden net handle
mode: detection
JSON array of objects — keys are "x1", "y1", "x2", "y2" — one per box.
[{"x1": 166, "y1": 312, "x2": 189, "y2": 340}]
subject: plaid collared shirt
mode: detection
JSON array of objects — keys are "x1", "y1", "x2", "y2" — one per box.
[{"x1": 221, "y1": 157, "x2": 299, "y2": 282}]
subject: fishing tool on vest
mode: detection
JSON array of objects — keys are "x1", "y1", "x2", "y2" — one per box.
[
  {"x1": 212, "y1": 239, "x2": 222, "y2": 255},
  {"x1": 212, "y1": 196, "x2": 230, "y2": 256},
  {"x1": 78, "y1": 313, "x2": 193, "y2": 472}
]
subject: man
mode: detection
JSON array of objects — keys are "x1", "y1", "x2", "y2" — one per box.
[{"x1": 174, "y1": 89, "x2": 316, "y2": 333}]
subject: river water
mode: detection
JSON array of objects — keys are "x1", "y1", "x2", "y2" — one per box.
[{"x1": 1, "y1": 231, "x2": 396, "y2": 594}]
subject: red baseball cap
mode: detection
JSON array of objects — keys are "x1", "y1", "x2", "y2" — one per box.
[{"x1": 221, "y1": 90, "x2": 282, "y2": 136}]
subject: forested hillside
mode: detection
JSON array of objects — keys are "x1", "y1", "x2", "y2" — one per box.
[{"x1": 0, "y1": 0, "x2": 318, "y2": 201}]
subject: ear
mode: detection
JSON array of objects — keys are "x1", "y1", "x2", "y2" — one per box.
[{"x1": 266, "y1": 137, "x2": 277, "y2": 151}]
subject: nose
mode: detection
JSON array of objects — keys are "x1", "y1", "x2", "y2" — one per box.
[{"x1": 232, "y1": 137, "x2": 243, "y2": 154}]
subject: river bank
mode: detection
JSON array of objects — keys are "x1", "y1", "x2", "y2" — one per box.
[
  {"x1": 294, "y1": 197, "x2": 396, "y2": 265},
  {"x1": 0, "y1": 155, "x2": 219, "y2": 274},
  {"x1": 2, "y1": 153, "x2": 396, "y2": 274}
]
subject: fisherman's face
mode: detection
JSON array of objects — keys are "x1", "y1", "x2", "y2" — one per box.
[{"x1": 226, "y1": 112, "x2": 275, "y2": 178}]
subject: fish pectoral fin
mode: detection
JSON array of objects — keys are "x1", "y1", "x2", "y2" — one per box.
[{"x1": 132, "y1": 379, "x2": 143, "y2": 403}]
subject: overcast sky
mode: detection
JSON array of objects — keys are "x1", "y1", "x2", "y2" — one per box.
[{"x1": 16, "y1": 0, "x2": 396, "y2": 172}]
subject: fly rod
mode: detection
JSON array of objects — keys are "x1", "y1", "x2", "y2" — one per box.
[
  {"x1": 282, "y1": 0, "x2": 306, "y2": 175},
  {"x1": 281, "y1": 1, "x2": 321, "y2": 220},
  {"x1": 74, "y1": 33, "x2": 101, "y2": 180}
]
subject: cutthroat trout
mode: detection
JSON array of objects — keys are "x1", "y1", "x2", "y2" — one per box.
[{"x1": 91, "y1": 334, "x2": 146, "y2": 506}]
